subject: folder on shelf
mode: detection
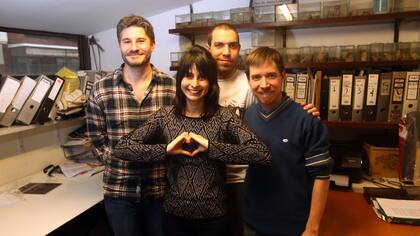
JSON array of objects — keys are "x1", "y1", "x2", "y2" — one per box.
[
  {"x1": 0, "y1": 76, "x2": 21, "y2": 121},
  {"x1": 339, "y1": 72, "x2": 354, "y2": 121},
  {"x1": 376, "y1": 72, "x2": 392, "y2": 122},
  {"x1": 320, "y1": 75, "x2": 329, "y2": 120},
  {"x1": 33, "y1": 76, "x2": 64, "y2": 124},
  {"x1": 0, "y1": 76, "x2": 36, "y2": 127},
  {"x1": 16, "y1": 75, "x2": 54, "y2": 125},
  {"x1": 388, "y1": 71, "x2": 407, "y2": 122},
  {"x1": 77, "y1": 70, "x2": 100, "y2": 98},
  {"x1": 363, "y1": 71, "x2": 380, "y2": 121},
  {"x1": 314, "y1": 70, "x2": 323, "y2": 110},
  {"x1": 307, "y1": 69, "x2": 317, "y2": 105},
  {"x1": 328, "y1": 76, "x2": 341, "y2": 121},
  {"x1": 295, "y1": 73, "x2": 309, "y2": 104},
  {"x1": 402, "y1": 72, "x2": 420, "y2": 118},
  {"x1": 351, "y1": 74, "x2": 366, "y2": 122},
  {"x1": 284, "y1": 73, "x2": 297, "y2": 100}
]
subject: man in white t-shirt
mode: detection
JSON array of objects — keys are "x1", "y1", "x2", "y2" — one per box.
[{"x1": 206, "y1": 23, "x2": 319, "y2": 236}]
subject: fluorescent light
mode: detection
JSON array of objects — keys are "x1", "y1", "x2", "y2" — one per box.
[{"x1": 279, "y1": 4, "x2": 293, "y2": 21}]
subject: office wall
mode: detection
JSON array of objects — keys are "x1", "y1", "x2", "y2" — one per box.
[{"x1": 92, "y1": 0, "x2": 420, "y2": 75}]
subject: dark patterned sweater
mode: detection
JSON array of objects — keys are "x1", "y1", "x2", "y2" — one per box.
[{"x1": 113, "y1": 106, "x2": 271, "y2": 219}]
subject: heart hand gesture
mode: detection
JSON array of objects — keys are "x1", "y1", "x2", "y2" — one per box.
[
  {"x1": 188, "y1": 132, "x2": 208, "y2": 156},
  {"x1": 165, "y1": 132, "x2": 209, "y2": 157}
]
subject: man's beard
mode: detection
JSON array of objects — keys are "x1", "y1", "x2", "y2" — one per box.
[{"x1": 122, "y1": 52, "x2": 151, "y2": 67}]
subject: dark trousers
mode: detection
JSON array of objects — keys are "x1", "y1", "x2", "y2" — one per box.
[
  {"x1": 226, "y1": 182, "x2": 245, "y2": 236},
  {"x1": 162, "y1": 212, "x2": 228, "y2": 236},
  {"x1": 104, "y1": 196, "x2": 163, "y2": 236}
]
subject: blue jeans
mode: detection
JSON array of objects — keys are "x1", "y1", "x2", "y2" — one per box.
[{"x1": 104, "y1": 196, "x2": 163, "y2": 236}]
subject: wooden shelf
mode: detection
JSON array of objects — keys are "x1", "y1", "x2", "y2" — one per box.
[
  {"x1": 0, "y1": 116, "x2": 86, "y2": 137},
  {"x1": 324, "y1": 120, "x2": 398, "y2": 129},
  {"x1": 169, "y1": 11, "x2": 420, "y2": 36}
]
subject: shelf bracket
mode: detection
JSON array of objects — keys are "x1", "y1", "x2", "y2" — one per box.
[{"x1": 393, "y1": 20, "x2": 400, "y2": 43}]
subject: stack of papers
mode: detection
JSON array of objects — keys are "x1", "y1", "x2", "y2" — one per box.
[
  {"x1": 372, "y1": 198, "x2": 420, "y2": 225},
  {"x1": 59, "y1": 163, "x2": 93, "y2": 177}
]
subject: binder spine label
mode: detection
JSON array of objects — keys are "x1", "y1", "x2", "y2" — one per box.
[
  {"x1": 406, "y1": 75, "x2": 419, "y2": 101},
  {"x1": 392, "y1": 78, "x2": 405, "y2": 103},
  {"x1": 285, "y1": 75, "x2": 296, "y2": 99},
  {"x1": 366, "y1": 74, "x2": 379, "y2": 106},
  {"x1": 329, "y1": 78, "x2": 340, "y2": 110},
  {"x1": 341, "y1": 74, "x2": 353, "y2": 105},
  {"x1": 353, "y1": 77, "x2": 365, "y2": 109},
  {"x1": 32, "y1": 79, "x2": 52, "y2": 103}
]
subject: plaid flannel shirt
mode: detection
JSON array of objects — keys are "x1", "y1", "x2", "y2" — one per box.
[{"x1": 86, "y1": 64, "x2": 176, "y2": 201}]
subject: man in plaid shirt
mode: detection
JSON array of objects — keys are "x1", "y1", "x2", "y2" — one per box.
[{"x1": 86, "y1": 15, "x2": 175, "y2": 236}]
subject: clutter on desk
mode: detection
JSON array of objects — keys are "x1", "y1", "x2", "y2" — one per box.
[{"x1": 372, "y1": 197, "x2": 420, "y2": 225}]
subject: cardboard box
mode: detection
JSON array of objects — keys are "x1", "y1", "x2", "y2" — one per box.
[{"x1": 364, "y1": 143, "x2": 399, "y2": 178}]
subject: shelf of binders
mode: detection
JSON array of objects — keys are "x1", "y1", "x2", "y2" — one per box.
[
  {"x1": 324, "y1": 120, "x2": 398, "y2": 129},
  {"x1": 0, "y1": 116, "x2": 86, "y2": 137},
  {"x1": 168, "y1": 10, "x2": 420, "y2": 37}
]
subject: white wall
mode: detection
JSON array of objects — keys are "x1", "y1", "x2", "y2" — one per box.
[{"x1": 92, "y1": 0, "x2": 420, "y2": 74}]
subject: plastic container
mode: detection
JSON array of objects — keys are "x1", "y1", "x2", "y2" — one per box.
[
  {"x1": 276, "y1": 3, "x2": 298, "y2": 21},
  {"x1": 349, "y1": 0, "x2": 374, "y2": 16},
  {"x1": 298, "y1": 0, "x2": 322, "y2": 20},
  {"x1": 230, "y1": 7, "x2": 252, "y2": 24},
  {"x1": 312, "y1": 46, "x2": 329, "y2": 63},
  {"x1": 322, "y1": 0, "x2": 348, "y2": 18},
  {"x1": 369, "y1": 43, "x2": 384, "y2": 62},
  {"x1": 213, "y1": 10, "x2": 230, "y2": 25},
  {"x1": 383, "y1": 43, "x2": 395, "y2": 61},
  {"x1": 395, "y1": 42, "x2": 411, "y2": 60},
  {"x1": 328, "y1": 46, "x2": 341, "y2": 62},
  {"x1": 251, "y1": 30, "x2": 278, "y2": 47},
  {"x1": 191, "y1": 12, "x2": 213, "y2": 27},
  {"x1": 299, "y1": 46, "x2": 313, "y2": 63},
  {"x1": 373, "y1": 0, "x2": 391, "y2": 14},
  {"x1": 175, "y1": 13, "x2": 191, "y2": 29},
  {"x1": 340, "y1": 45, "x2": 355, "y2": 62},
  {"x1": 392, "y1": 0, "x2": 420, "y2": 12},
  {"x1": 253, "y1": 5, "x2": 276, "y2": 23},
  {"x1": 357, "y1": 45, "x2": 370, "y2": 62},
  {"x1": 285, "y1": 48, "x2": 300, "y2": 63},
  {"x1": 170, "y1": 52, "x2": 183, "y2": 67}
]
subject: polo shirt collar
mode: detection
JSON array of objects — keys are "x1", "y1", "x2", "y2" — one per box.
[{"x1": 257, "y1": 92, "x2": 293, "y2": 121}]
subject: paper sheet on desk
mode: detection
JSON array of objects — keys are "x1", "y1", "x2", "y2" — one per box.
[
  {"x1": 376, "y1": 198, "x2": 420, "y2": 219},
  {"x1": 0, "y1": 192, "x2": 24, "y2": 207},
  {"x1": 59, "y1": 163, "x2": 92, "y2": 177}
]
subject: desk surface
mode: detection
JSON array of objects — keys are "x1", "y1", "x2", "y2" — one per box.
[
  {"x1": 320, "y1": 190, "x2": 420, "y2": 236},
  {"x1": 0, "y1": 171, "x2": 103, "y2": 236}
]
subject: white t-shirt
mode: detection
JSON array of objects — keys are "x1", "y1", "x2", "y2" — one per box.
[{"x1": 218, "y1": 70, "x2": 255, "y2": 183}]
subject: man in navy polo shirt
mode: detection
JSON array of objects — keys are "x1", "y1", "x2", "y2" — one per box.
[{"x1": 243, "y1": 47, "x2": 333, "y2": 236}]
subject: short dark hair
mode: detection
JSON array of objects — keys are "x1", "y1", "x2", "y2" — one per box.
[
  {"x1": 207, "y1": 23, "x2": 240, "y2": 46},
  {"x1": 245, "y1": 47, "x2": 285, "y2": 79},
  {"x1": 116, "y1": 15, "x2": 155, "y2": 43},
  {"x1": 174, "y1": 45, "x2": 220, "y2": 118}
]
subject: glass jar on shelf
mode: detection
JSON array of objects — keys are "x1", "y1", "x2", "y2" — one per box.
[
  {"x1": 349, "y1": 0, "x2": 374, "y2": 16},
  {"x1": 238, "y1": 49, "x2": 252, "y2": 70},
  {"x1": 322, "y1": 0, "x2": 348, "y2": 18},
  {"x1": 357, "y1": 45, "x2": 369, "y2": 62},
  {"x1": 170, "y1": 52, "x2": 183, "y2": 67},
  {"x1": 312, "y1": 46, "x2": 329, "y2": 63},
  {"x1": 175, "y1": 13, "x2": 191, "y2": 29},
  {"x1": 298, "y1": 0, "x2": 322, "y2": 20},
  {"x1": 299, "y1": 46, "x2": 313, "y2": 63},
  {"x1": 213, "y1": 10, "x2": 230, "y2": 25},
  {"x1": 392, "y1": 0, "x2": 420, "y2": 12},
  {"x1": 340, "y1": 45, "x2": 355, "y2": 62},
  {"x1": 373, "y1": 0, "x2": 391, "y2": 14},
  {"x1": 369, "y1": 43, "x2": 384, "y2": 61},
  {"x1": 251, "y1": 30, "x2": 279, "y2": 47},
  {"x1": 191, "y1": 12, "x2": 214, "y2": 27},
  {"x1": 230, "y1": 7, "x2": 252, "y2": 24},
  {"x1": 285, "y1": 48, "x2": 300, "y2": 63},
  {"x1": 410, "y1": 42, "x2": 420, "y2": 60},
  {"x1": 253, "y1": 5, "x2": 276, "y2": 23},
  {"x1": 328, "y1": 46, "x2": 341, "y2": 62},
  {"x1": 383, "y1": 43, "x2": 395, "y2": 61},
  {"x1": 276, "y1": 3, "x2": 298, "y2": 21}
]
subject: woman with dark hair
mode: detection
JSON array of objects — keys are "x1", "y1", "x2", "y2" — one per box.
[{"x1": 112, "y1": 45, "x2": 271, "y2": 236}]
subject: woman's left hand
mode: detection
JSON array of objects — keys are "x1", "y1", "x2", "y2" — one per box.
[{"x1": 188, "y1": 132, "x2": 208, "y2": 156}]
